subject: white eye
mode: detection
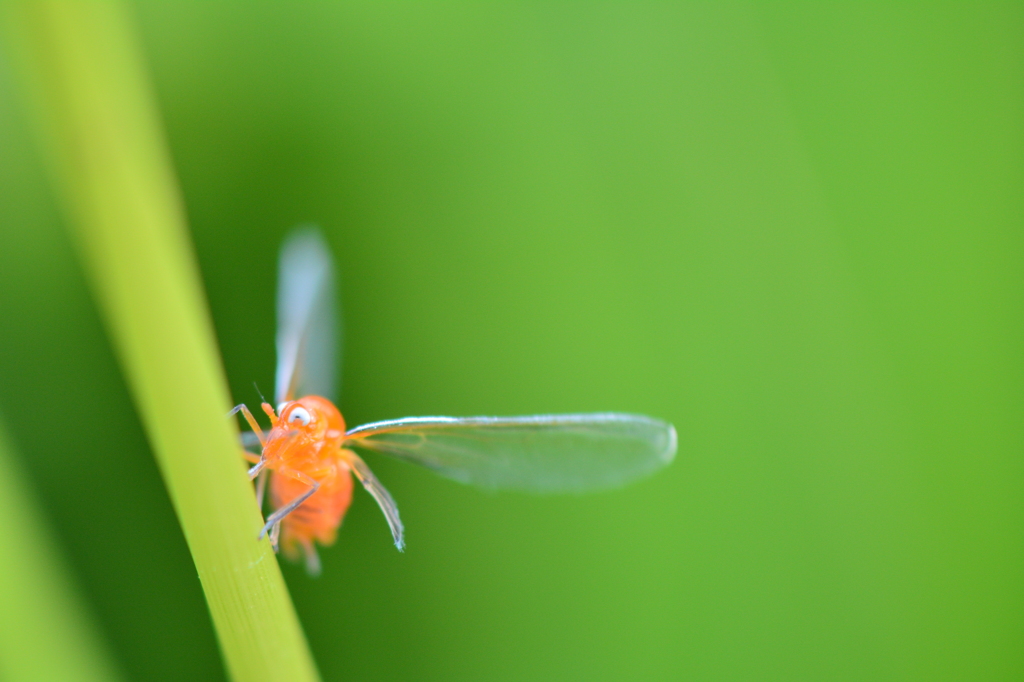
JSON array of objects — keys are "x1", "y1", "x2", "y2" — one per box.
[
  {"x1": 276, "y1": 402, "x2": 288, "y2": 415},
  {"x1": 287, "y1": 406, "x2": 311, "y2": 427}
]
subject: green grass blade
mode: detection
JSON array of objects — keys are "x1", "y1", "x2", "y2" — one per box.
[
  {"x1": 0, "y1": 419, "x2": 123, "y2": 682},
  {"x1": 2, "y1": 3, "x2": 321, "y2": 681}
]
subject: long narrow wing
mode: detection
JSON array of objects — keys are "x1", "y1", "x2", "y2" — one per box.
[
  {"x1": 344, "y1": 413, "x2": 676, "y2": 493},
  {"x1": 275, "y1": 226, "x2": 338, "y2": 404}
]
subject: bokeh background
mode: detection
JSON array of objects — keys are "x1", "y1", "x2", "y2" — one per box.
[{"x1": 1, "y1": 3, "x2": 1022, "y2": 680}]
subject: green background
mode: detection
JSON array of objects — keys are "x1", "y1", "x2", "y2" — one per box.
[{"x1": 0, "y1": 3, "x2": 1021, "y2": 680}]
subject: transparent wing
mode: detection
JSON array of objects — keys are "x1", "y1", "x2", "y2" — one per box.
[
  {"x1": 239, "y1": 431, "x2": 263, "y2": 452},
  {"x1": 344, "y1": 413, "x2": 676, "y2": 493},
  {"x1": 275, "y1": 226, "x2": 339, "y2": 404}
]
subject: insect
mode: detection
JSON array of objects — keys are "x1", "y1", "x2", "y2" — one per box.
[{"x1": 232, "y1": 227, "x2": 676, "y2": 575}]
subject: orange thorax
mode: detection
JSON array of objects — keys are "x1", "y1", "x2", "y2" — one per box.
[{"x1": 260, "y1": 396, "x2": 346, "y2": 468}]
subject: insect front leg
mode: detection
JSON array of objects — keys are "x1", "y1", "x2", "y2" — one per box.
[
  {"x1": 229, "y1": 403, "x2": 268, "y2": 449},
  {"x1": 258, "y1": 468, "x2": 320, "y2": 541},
  {"x1": 227, "y1": 406, "x2": 269, "y2": 505}
]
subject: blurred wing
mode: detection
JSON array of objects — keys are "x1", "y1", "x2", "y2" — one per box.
[
  {"x1": 344, "y1": 413, "x2": 676, "y2": 493},
  {"x1": 239, "y1": 431, "x2": 263, "y2": 452},
  {"x1": 275, "y1": 226, "x2": 339, "y2": 404}
]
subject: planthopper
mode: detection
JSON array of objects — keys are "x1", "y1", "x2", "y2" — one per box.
[{"x1": 231, "y1": 228, "x2": 676, "y2": 575}]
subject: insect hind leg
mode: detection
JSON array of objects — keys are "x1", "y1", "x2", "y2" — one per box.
[{"x1": 299, "y1": 539, "x2": 321, "y2": 577}]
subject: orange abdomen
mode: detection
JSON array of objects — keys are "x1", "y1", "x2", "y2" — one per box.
[{"x1": 271, "y1": 458, "x2": 353, "y2": 556}]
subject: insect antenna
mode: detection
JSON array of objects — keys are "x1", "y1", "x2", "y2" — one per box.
[{"x1": 253, "y1": 381, "x2": 268, "y2": 404}]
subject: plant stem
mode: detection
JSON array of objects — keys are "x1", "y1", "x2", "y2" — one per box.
[{"x1": 3, "y1": 3, "x2": 321, "y2": 681}]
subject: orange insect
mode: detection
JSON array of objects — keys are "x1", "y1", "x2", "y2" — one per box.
[{"x1": 232, "y1": 228, "x2": 676, "y2": 575}]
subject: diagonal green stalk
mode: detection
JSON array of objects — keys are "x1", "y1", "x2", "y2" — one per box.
[
  {"x1": 3, "y1": 3, "x2": 321, "y2": 681},
  {"x1": 0, "y1": 418, "x2": 123, "y2": 682}
]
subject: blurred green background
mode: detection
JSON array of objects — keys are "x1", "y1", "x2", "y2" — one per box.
[{"x1": 0, "y1": 3, "x2": 1021, "y2": 680}]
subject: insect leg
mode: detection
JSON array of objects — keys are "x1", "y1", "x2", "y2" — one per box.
[
  {"x1": 254, "y1": 469, "x2": 268, "y2": 509},
  {"x1": 240, "y1": 450, "x2": 261, "y2": 465},
  {"x1": 269, "y1": 520, "x2": 282, "y2": 552},
  {"x1": 341, "y1": 449, "x2": 405, "y2": 551},
  {"x1": 258, "y1": 469, "x2": 320, "y2": 540},
  {"x1": 247, "y1": 459, "x2": 265, "y2": 480},
  {"x1": 299, "y1": 539, "x2": 321, "y2": 577},
  {"x1": 228, "y1": 404, "x2": 267, "y2": 448}
]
